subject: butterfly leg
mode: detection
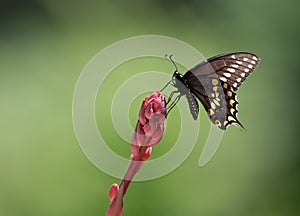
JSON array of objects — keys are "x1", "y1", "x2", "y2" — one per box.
[
  {"x1": 166, "y1": 94, "x2": 181, "y2": 117},
  {"x1": 166, "y1": 90, "x2": 179, "y2": 105},
  {"x1": 160, "y1": 80, "x2": 172, "y2": 92}
]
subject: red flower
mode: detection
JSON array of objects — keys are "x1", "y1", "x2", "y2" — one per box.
[{"x1": 107, "y1": 91, "x2": 166, "y2": 216}]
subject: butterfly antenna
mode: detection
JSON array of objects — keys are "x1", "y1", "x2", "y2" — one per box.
[
  {"x1": 169, "y1": 55, "x2": 178, "y2": 71},
  {"x1": 160, "y1": 54, "x2": 178, "y2": 92}
]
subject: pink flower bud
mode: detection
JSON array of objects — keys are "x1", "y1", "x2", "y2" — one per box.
[
  {"x1": 107, "y1": 91, "x2": 166, "y2": 216},
  {"x1": 108, "y1": 183, "x2": 119, "y2": 201},
  {"x1": 130, "y1": 91, "x2": 166, "y2": 154}
]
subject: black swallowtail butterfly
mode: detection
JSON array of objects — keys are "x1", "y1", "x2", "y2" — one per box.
[{"x1": 163, "y1": 52, "x2": 260, "y2": 130}]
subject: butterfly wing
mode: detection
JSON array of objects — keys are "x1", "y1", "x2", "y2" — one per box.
[{"x1": 183, "y1": 52, "x2": 260, "y2": 129}]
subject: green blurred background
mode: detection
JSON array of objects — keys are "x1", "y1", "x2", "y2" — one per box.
[{"x1": 1, "y1": 0, "x2": 299, "y2": 215}]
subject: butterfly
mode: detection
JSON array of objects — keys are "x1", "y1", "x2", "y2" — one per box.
[{"x1": 163, "y1": 52, "x2": 261, "y2": 130}]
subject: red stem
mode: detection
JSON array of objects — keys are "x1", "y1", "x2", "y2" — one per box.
[{"x1": 106, "y1": 146, "x2": 148, "y2": 216}]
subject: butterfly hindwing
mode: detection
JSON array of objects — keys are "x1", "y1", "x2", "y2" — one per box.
[
  {"x1": 221, "y1": 81, "x2": 243, "y2": 129},
  {"x1": 186, "y1": 76, "x2": 235, "y2": 129}
]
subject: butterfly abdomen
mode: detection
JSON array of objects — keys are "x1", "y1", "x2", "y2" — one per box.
[{"x1": 186, "y1": 91, "x2": 199, "y2": 120}]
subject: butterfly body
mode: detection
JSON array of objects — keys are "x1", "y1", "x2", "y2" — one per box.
[
  {"x1": 168, "y1": 52, "x2": 260, "y2": 130},
  {"x1": 172, "y1": 71, "x2": 200, "y2": 120}
]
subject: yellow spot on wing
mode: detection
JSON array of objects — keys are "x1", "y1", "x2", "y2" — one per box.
[
  {"x1": 212, "y1": 79, "x2": 218, "y2": 85},
  {"x1": 227, "y1": 91, "x2": 232, "y2": 97},
  {"x1": 223, "y1": 83, "x2": 228, "y2": 88},
  {"x1": 209, "y1": 109, "x2": 215, "y2": 116},
  {"x1": 230, "y1": 108, "x2": 235, "y2": 115},
  {"x1": 210, "y1": 102, "x2": 216, "y2": 110},
  {"x1": 214, "y1": 99, "x2": 220, "y2": 106}
]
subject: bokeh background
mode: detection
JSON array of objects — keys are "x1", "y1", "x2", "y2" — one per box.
[{"x1": 1, "y1": 0, "x2": 299, "y2": 215}]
